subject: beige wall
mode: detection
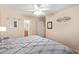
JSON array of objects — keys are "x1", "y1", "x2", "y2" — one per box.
[
  {"x1": 0, "y1": 7, "x2": 38, "y2": 38},
  {"x1": 46, "y1": 5, "x2": 79, "y2": 52}
]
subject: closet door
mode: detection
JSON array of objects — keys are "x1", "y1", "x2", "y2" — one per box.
[{"x1": 37, "y1": 19, "x2": 45, "y2": 37}]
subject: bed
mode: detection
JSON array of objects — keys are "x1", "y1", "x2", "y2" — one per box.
[{"x1": 0, "y1": 35, "x2": 74, "y2": 54}]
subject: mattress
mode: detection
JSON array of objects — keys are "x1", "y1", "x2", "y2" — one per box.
[{"x1": 0, "y1": 35, "x2": 74, "y2": 54}]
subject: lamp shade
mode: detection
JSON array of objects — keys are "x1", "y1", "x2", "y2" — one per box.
[{"x1": 0, "y1": 26, "x2": 6, "y2": 32}]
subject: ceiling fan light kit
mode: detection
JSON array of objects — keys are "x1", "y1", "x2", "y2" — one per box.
[{"x1": 33, "y1": 10, "x2": 46, "y2": 16}]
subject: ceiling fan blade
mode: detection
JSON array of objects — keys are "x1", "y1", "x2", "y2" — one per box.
[
  {"x1": 24, "y1": 4, "x2": 38, "y2": 12},
  {"x1": 33, "y1": 4, "x2": 39, "y2": 9},
  {"x1": 24, "y1": 10, "x2": 35, "y2": 11},
  {"x1": 39, "y1": 8, "x2": 49, "y2": 11}
]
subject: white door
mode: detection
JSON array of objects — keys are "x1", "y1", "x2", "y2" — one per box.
[{"x1": 37, "y1": 19, "x2": 45, "y2": 37}]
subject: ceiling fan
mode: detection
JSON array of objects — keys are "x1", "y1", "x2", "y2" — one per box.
[{"x1": 24, "y1": 4, "x2": 49, "y2": 16}]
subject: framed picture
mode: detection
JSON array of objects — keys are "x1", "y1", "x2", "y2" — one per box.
[
  {"x1": 10, "y1": 18, "x2": 18, "y2": 28},
  {"x1": 47, "y1": 21, "x2": 52, "y2": 29},
  {"x1": 13, "y1": 20, "x2": 18, "y2": 28}
]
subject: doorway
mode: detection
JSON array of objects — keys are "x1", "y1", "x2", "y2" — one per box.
[{"x1": 24, "y1": 20, "x2": 31, "y2": 36}]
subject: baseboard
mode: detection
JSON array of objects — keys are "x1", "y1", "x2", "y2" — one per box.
[{"x1": 72, "y1": 49, "x2": 79, "y2": 54}]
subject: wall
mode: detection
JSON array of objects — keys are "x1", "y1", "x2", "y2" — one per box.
[
  {"x1": 0, "y1": 7, "x2": 38, "y2": 38},
  {"x1": 46, "y1": 5, "x2": 79, "y2": 52}
]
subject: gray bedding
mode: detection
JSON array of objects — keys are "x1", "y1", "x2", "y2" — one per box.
[{"x1": 0, "y1": 35, "x2": 74, "y2": 54}]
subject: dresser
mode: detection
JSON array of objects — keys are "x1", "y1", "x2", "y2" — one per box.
[{"x1": 24, "y1": 30, "x2": 28, "y2": 36}]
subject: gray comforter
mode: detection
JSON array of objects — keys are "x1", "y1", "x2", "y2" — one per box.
[{"x1": 0, "y1": 35, "x2": 74, "y2": 54}]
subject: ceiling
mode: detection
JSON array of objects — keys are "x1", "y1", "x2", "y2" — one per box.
[{"x1": 0, "y1": 4, "x2": 78, "y2": 16}]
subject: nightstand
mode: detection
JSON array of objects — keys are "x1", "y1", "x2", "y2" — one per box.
[{"x1": 0, "y1": 37, "x2": 9, "y2": 43}]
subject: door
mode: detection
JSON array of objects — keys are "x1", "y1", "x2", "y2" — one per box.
[{"x1": 37, "y1": 19, "x2": 45, "y2": 37}]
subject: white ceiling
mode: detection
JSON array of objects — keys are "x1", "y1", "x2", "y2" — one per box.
[{"x1": 0, "y1": 4, "x2": 78, "y2": 16}]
